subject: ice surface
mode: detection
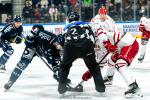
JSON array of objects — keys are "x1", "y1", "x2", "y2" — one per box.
[{"x1": 0, "y1": 39, "x2": 150, "y2": 100}]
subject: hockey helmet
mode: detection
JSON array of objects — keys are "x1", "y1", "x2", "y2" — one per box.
[
  {"x1": 68, "y1": 12, "x2": 80, "y2": 22},
  {"x1": 14, "y1": 15, "x2": 22, "y2": 22},
  {"x1": 31, "y1": 25, "x2": 44, "y2": 34},
  {"x1": 98, "y1": 7, "x2": 107, "y2": 15}
]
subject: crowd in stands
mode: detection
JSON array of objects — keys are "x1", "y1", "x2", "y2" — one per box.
[{"x1": 5, "y1": 0, "x2": 150, "y2": 23}]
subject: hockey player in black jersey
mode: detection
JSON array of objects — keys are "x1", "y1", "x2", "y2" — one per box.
[
  {"x1": 4, "y1": 25, "x2": 70, "y2": 90},
  {"x1": 58, "y1": 12, "x2": 105, "y2": 94},
  {"x1": 0, "y1": 15, "x2": 23, "y2": 72}
]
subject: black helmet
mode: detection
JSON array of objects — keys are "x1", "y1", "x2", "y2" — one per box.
[
  {"x1": 31, "y1": 25, "x2": 44, "y2": 34},
  {"x1": 68, "y1": 12, "x2": 80, "y2": 22},
  {"x1": 14, "y1": 15, "x2": 22, "y2": 22}
]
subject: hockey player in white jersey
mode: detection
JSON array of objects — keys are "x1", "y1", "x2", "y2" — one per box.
[
  {"x1": 90, "y1": 6, "x2": 119, "y2": 67},
  {"x1": 90, "y1": 7, "x2": 119, "y2": 84},
  {"x1": 138, "y1": 16, "x2": 150, "y2": 62},
  {"x1": 91, "y1": 6, "x2": 119, "y2": 36},
  {"x1": 82, "y1": 7, "x2": 143, "y2": 97}
]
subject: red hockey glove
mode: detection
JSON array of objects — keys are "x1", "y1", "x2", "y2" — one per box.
[
  {"x1": 82, "y1": 70, "x2": 92, "y2": 81},
  {"x1": 139, "y1": 24, "x2": 145, "y2": 32},
  {"x1": 103, "y1": 40, "x2": 118, "y2": 53}
]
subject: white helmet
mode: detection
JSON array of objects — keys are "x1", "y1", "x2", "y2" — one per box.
[{"x1": 140, "y1": 16, "x2": 147, "y2": 23}]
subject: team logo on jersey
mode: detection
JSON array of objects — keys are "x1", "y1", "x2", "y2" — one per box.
[{"x1": 39, "y1": 32, "x2": 51, "y2": 41}]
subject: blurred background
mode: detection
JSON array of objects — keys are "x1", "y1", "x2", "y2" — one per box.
[{"x1": 0, "y1": 0, "x2": 149, "y2": 24}]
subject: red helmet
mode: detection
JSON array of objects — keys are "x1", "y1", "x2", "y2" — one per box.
[{"x1": 98, "y1": 7, "x2": 107, "y2": 15}]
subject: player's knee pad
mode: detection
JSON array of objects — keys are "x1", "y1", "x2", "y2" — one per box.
[
  {"x1": 115, "y1": 59, "x2": 128, "y2": 70},
  {"x1": 107, "y1": 57, "x2": 116, "y2": 67}
]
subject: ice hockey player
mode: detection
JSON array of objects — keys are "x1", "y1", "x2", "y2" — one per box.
[
  {"x1": 91, "y1": 6, "x2": 118, "y2": 37},
  {"x1": 4, "y1": 25, "x2": 70, "y2": 90},
  {"x1": 138, "y1": 16, "x2": 150, "y2": 62},
  {"x1": 58, "y1": 11, "x2": 105, "y2": 94},
  {"x1": 90, "y1": 6, "x2": 118, "y2": 84},
  {"x1": 0, "y1": 15, "x2": 23, "y2": 72},
  {"x1": 82, "y1": 7, "x2": 143, "y2": 97}
]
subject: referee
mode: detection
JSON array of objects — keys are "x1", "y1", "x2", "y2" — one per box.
[{"x1": 58, "y1": 12, "x2": 105, "y2": 94}]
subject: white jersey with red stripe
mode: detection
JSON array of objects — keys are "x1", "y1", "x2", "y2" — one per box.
[
  {"x1": 91, "y1": 14, "x2": 118, "y2": 36},
  {"x1": 97, "y1": 31, "x2": 136, "y2": 52},
  {"x1": 140, "y1": 17, "x2": 150, "y2": 32},
  {"x1": 90, "y1": 15, "x2": 136, "y2": 51}
]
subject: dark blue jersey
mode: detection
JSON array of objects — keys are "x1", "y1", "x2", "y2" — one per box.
[
  {"x1": 1, "y1": 23, "x2": 23, "y2": 42},
  {"x1": 25, "y1": 30, "x2": 59, "y2": 57}
]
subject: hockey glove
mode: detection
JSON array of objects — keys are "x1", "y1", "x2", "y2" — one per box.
[
  {"x1": 82, "y1": 70, "x2": 92, "y2": 81},
  {"x1": 25, "y1": 36, "x2": 36, "y2": 49},
  {"x1": 103, "y1": 40, "x2": 118, "y2": 53},
  {"x1": 57, "y1": 34, "x2": 65, "y2": 46},
  {"x1": 14, "y1": 35, "x2": 22, "y2": 44}
]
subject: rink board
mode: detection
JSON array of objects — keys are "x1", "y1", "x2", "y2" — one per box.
[{"x1": 0, "y1": 22, "x2": 142, "y2": 38}]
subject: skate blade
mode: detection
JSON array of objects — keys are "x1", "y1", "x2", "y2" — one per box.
[
  {"x1": 59, "y1": 93, "x2": 66, "y2": 98},
  {"x1": 138, "y1": 60, "x2": 143, "y2": 63},
  {"x1": 67, "y1": 88, "x2": 83, "y2": 92},
  {"x1": 0, "y1": 70, "x2": 6, "y2": 73},
  {"x1": 94, "y1": 92, "x2": 106, "y2": 97},
  {"x1": 125, "y1": 91, "x2": 143, "y2": 98},
  {"x1": 3, "y1": 88, "x2": 10, "y2": 92},
  {"x1": 104, "y1": 82, "x2": 112, "y2": 85}
]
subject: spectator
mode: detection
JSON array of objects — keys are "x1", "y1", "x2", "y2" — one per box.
[
  {"x1": 5, "y1": 15, "x2": 13, "y2": 24},
  {"x1": 69, "y1": 0, "x2": 77, "y2": 6},
  {"x1": 138, "y1": 0, "x2": 147, "y2": 17},
  {"x1": 32, "y1": 0, "x2": 41, "y2": 8},
  {"x1": 49, "y1": 4, "x2": 59, "y2": 22},
  {"x1": 33, "y1": 4, "x2": 42, "y2": 23},
  {"x1": 97, "y1": 0, "x2": 106, "y2": 6},
  {"x1": 57, "y1": 4, "x2": 65, "y2": 22},
  {"x1": 82, "y1": 0, "x2": 93, "y2": 21},
  {"x1": 41, "y1": 5, "x2": 50, "y2": 23},
  {"x1": 52, "y1": 0, "x2": 62, "y2": 6},
  {"x1": 122, "y1": 0, "x2": 133, "y2": 21},
  {"x1": 22, "y1": 2, "x2": 33, "y2": 23},
  {"x1": 48, "y1": 0, "x2": 52, "y2": 6}
]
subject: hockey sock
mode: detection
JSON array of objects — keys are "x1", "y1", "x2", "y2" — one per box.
[
  {"x1": 9, "y1": 67, "x2": 23, "y2": 82},
  {"x1": 140, "y1": 44, "x2": 146, "y2": 57},
  {"x1": 0, "y1": 53, "x2": 11, "y2": 67}
]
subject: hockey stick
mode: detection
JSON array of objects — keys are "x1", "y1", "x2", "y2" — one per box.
[
  {"x1": 36, "y1": 52, "x2": 83, "y2": 92},
  {"x1": 74, "y1": 32, "x2": 127, "y2": 89}
]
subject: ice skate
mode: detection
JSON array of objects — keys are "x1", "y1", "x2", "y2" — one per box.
[
  {"x1": 58, "y1": 83, "x2": 68, "y2": 94},
  {"x1": 96, "y1": 92, "x2": 106, "y2": 97},
  {"x1": 4, "y1": 80, "x2": 15, "y2": 90},
  {"x1": 103, "y1": 75, "x2": 113, "y2": 85},
  {"x1": 138, "y1": 55, "x2": 145, "y2": 63},
  {"x1": 124, "y1": 81, "x2": 143, "y2": 98},
  {"x1": 0, "y1": 65, "x2": 6, "y2": 73},
  {"x1": 53, "y1": 74, "x2": 71, "y2": 83},
  {"x1": 95, "y1": 86, "x2": 106, "y2": 97}
]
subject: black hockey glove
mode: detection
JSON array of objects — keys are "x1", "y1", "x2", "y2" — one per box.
[{"x1": 14, "y1": 35, "x2": 22, "y2": 44}]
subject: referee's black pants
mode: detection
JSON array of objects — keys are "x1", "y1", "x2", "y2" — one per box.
[{"x1": 58, "y1": 39, "x2": 105, "y2": 93}]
